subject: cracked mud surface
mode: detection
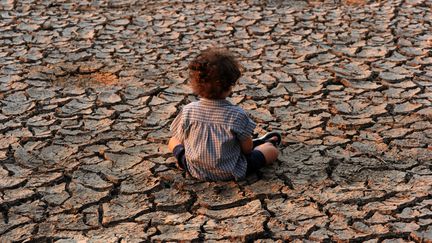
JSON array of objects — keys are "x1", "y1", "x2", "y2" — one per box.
[{"x1": 1, "y1": 0, "x2": 431, "y2": 242}]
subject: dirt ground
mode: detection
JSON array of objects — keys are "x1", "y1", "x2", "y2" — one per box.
[{"x1": 0, "y1": 0, "x2": 431, "y2": 241}]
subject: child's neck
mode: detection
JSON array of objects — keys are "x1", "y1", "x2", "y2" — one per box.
[{"x1": 202, "y1": 97, "x2": 227, "y2": 101}]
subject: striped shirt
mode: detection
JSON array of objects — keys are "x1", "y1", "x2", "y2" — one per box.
[{"x1": 170, "y1": 98, "x2": 256, "y2": 181}]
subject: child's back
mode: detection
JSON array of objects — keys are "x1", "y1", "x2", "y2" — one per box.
[
  {"x1": 171, "y1": 98, "x2": 255, "y2": 180},
  {"x1": 168, "y1": 48, "x2": 279, "y2": 181}
]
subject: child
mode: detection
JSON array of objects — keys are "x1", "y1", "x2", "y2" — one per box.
[{"x1": 168, "y1": 48, "x2": 281, "y2": 181}]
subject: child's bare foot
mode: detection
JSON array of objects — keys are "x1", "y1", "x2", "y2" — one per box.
[
  {"x1": 253, "y1": 132, "x2": 281, "y2": 147},
  {"x1": 267, "y1": 136, "x2": 280, "y2": 147}
]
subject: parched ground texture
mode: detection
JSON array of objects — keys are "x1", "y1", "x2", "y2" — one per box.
[{"x1": 0, "y1": 0, "x2": 432, "y2": 242}]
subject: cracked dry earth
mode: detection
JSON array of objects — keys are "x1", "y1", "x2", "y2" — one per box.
[{"x1": 0, "y1": 0, "x2": 432, "y2": 242}]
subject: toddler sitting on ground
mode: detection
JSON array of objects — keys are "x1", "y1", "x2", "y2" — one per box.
[{"x1": 168, "y1": 48, "x2": 281, "y2": 181}]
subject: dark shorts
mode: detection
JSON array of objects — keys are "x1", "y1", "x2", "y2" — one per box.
[
  {"x1": 173, "y1": 144, "x2": 188, "y2": 172},
  {"x1": 172, "y1": 144, "x2": 266, "y2": 176}
]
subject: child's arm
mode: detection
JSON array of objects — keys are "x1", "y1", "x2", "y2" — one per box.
[
  {"x1": 169, "y1": 109, "x2": 185, "y2": 152},
  {"x1": 239, "y1": 136, "x2": 253, "y2": 155},
  {"x1": 236, "y1": 112, "x2": 256, "y2": 155}
]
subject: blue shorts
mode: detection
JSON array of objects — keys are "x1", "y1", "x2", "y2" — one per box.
[{"x1": 172, "y1": 145, "x2": 266, "y2": 176}]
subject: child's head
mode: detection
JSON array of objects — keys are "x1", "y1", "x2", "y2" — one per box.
[{"x1": 188, "y1": 48, "x2": 242, "y2": 99}]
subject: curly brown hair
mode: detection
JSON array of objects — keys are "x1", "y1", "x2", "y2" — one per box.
[{"x1": 188, "y1": 48, "x2": 242, "y2": 99}]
